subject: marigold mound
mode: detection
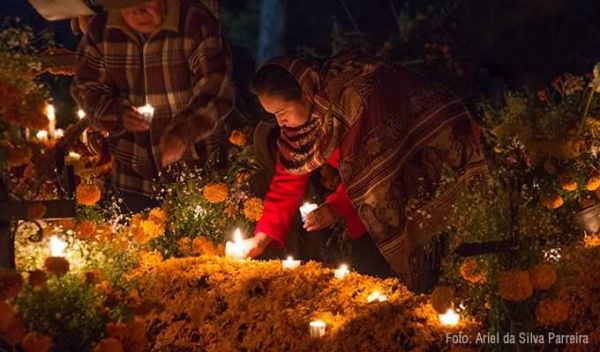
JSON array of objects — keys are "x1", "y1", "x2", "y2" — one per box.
[{"x1": 129, "y1": 256, "x2": 476, "y2": 351}]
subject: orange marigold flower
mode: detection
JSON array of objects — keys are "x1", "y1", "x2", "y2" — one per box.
[
  {"x1": 138, "y1": 251, "x2": 163, "y2": 268},
  {"x1": 243, "y1": 197, "x2": 264, "y2": 222},
  {"x1": 177, "y1": 237, "x2": 193, "y2": 256},
  {"x1": 586, "y1": 176, "x2": 600, "y2": 191},
  {"x1": 541, "y1": 194, "x2": 564, "y2": 210},
  {"x1": 535, "y1": 298, "x2": 569, "y2": 326},
  {"x1": 459, "y1": 258, "x2": 486, "y2": 284},
  {"x1": 21, "y1": 332, "x2": 53, "y2": 352},
  {"x1": 27, "y1": 270, "x2": 47, "y2": 289},
  {"x1": 192, "y1": 236, "x2": 220, "y2": 256},
  {"x1": 529, "y1": 263, "x2": 557, "y2": 290},
  {"x1": 0, "y1": 300, "x2": 16, "y2": 331},
  {"x1": 584, "y1": 233, "x2": 600, "y2": 248},
  {"x1": 140, "y1": 219, "x2": 164, "y2": 241},
  {"x1": 498, "y1": 271, "x2": 533, "y2": 301},
  {"x1": 228, "y1": 129, "x2": 247, "y2": 146},
  {"x1": 76, "y1": 183, "x2": 102, "y2": 206},
  {"x1": 203, "y1": 183, "x2": 228, "y2": 203},
  {"x1": 558, "y1": 173, "x2": 577, "y2": 192},
  {"x1": 148, "y1": 207, "x2": 167, "y2": 225},
  {"x1": 94, "y1": 338, "x2": 123, "y2": 352},
  {"x1": 0, "y1": 269, "x2": 23, "y2": 300},
  {"x1": 26, "y1": 202, "x2": 47, "y2": 220},
  {"x1": 4, "y1": 318, "x2": 26, "y2": 345},
  {"x1": 75, "y1": 220, "x2": 98, "y2": 241},
  {"x1": 44, "y1": 256, "x2": 70, "y2": 276},
  {"x1": 430, "y1": 286, "x2": 454, "y2": 314}
]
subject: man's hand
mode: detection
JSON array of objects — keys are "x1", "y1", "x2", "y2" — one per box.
[
  {"x1": 242, "y1": 232, "x2": 272, "y2": 258},
  {"x1": 123, "y1": 107, "x2": 150, "y2": 132},
  {"x1": 304, "y1": 203, "x2": 338, "y2": 232},
  {"x1": 160, "y1": 124, "x2": 187, "y2": 167}
]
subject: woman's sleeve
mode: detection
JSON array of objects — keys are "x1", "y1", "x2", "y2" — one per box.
[
  {"x1": 326, "y1": 182, "x2": 367, "y2": 238},
  {"x1": 255, "y1": 162, "x2": 310, "y2": 247}
]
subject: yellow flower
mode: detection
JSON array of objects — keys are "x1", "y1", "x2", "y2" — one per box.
[
  {"x1": 430, "y1": 286, "x2": 454, "y2": 313},
  {"x1": 140, "y1": 219, "x2": 164, "y2": 240},
  {"x1": 138, "y1": 251, "x2": 163, "y2": 268},
  {"x1": 228, "y1": 129, "x2": 247, "y2": 146},
  {"x1": 177, "y1": 237, "x2": 193, "y2": 256},
  {"x1": 148, "y1": 207, "x2": 167, "y2": 225},
  {"x1": 75, "y1": 183, "x2": 102, "y2": 206},
  {"x1": 541, "y1": 194, "x2": 564, "y2": 210},
  {"x1": 535, "y1": 298, "x2": 568, "y2": 326},
  {"x1": 529, "y1": 263, "x2": 557, "y2": 290},
  {"x1": 0, "y1": 269, "x2": 23, "y2": 300},
  {"x1": 459, "y1": 258, "x2": 486, "y2": 284},
  {"x1": 558, "y1": 172, "x2": 577, "y2": 192},
  {"x1": 586, "y1": 176, "x2": 600, "y2": 191},
  {"x1": 44, "y1": 256, "x2": 70, "y2": 276},
  {"x1": 94, "y1": 338, "x2": 123, "y2": 352},
  {"x1": 21, "y1": 332, "x2": 53, "y2": 352},
  {"x1": 243, "y1": 197, "x2": 264, "y2": 221},
  {"x1": 203, "y1": 183, "x2": 228, "y2": 203},
  {"x1": 498, "y1": 271, "x2": 533, "y2": 301}
]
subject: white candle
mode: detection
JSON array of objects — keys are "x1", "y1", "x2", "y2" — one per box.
[
  {"x1": 47, "y1": 104, "x2": 56, "y2": 139},
  {"x1": 282, "y1": 256, "x2": 301, "y2": 270},
  {"x1": 78, "y1": 109, "x2": 88, "y2": 144},
  {"x1": 36, "y1": 130, "x2": 49, "y2": 141},
  {"x1": 54, "y1": 129, "x2": 64, "y2": 139},
  {"x1": 367, "y1": 290, "x2": 388, "y2": 303},
  {"x1": 50, "y1": 235, "x2": 68, "y2": 257},
  {"x1": 334, "y1": 264, "x2": 350, "y2": 279},
  {"x1": 299, "y1": 202, "x2": 318, "y2": 222},
  {"x1": 309, "y1": 320, "x2": 326, "y2": 338},
  {"x1": 225, "y1": 228, "x2": 246, "y2": 259},
  {"x1": 438, "y1": 308, "x2": 460, "y2": 327},
  {"x1": 137, "y1": 104, "x2": 155, "y2": 123}
]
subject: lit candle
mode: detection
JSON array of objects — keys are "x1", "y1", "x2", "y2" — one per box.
[
  {"x1": 334, "y1": 264, "x2": 350, "y2": 279},
  {"x1": 282, "y1": 256, "x2": 301, "y2": 270},
  {"x1": 438, "y1": 308, "x2": 460, "y2": 327},
  {"x1": 225, "y1": 228, "x2": 247, "y2": 259},
  {"x1": 299, "y1": 202, "x2": 318, "y2": 222},
  {"x1": 367, "y1": 290, "x2": 388, "y2": 303},
  {"x1": 66, "y1": 152, "x2": 81, "y2": 164},
  {"x1": 137, "y1": 104, "x2": 155, "y2": 123},
  {"x1": 46, "y1": 104, "x2": 56, "y2": 139},
  {"x1": 309, "y1": 320, "x2": 326, "y2": 338},
  {"x1": 50, "y1": 235, "x2": 68, "y2": 257},
  {"x1": 54, "y1": 129, "x2": 64, "y2": 139},
  {"x1": 36, "y1": 130, "x2": 49, "y2": 142},
  {"x1": 78, "y1": 109, "x2": 88, "y2": 144}
]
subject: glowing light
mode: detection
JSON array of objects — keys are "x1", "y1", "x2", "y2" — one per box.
[
  {"x1": 77, "y1": 109, "x2": 86, "y2": 119},
  {"x1": 50, "y1": 236, "x2": 68, "y2": 257},
  {"x1": 36, "y1": 130, "x2": 48, "y2": 141},
  {"x1": 299, "y1": 202, "x2": 318, "y2": 222},
  {"x1": 225, "y1": 228, "x2": 246, "y2": 259},
  {"x1": 367, "y1": 290, "x2": 388, "y2": 303},
  {"x1": 334, "y1": 264, "x2": 350, "y2": 279},
  {"x1": 137, "y1": 104, "x2": 155, "y2": 122},
  {"x1": 309, "y1": 320, "x2": 326, "y2": 338},
  {"x1": 439, "y1": 308, "x2": 460, "y2": 327},
  {"x1": 282, "y1": 256, "x2": 301, "y2": 270}
]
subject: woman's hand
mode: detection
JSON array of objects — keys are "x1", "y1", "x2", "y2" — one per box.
[
  {"x1": 243, "y1": 232, "x2": 272, "y2": 258},
  {"x1": 160, "y1": 124, "x2": 187, "y2": 167},
  {"x1": 304, "y1": 203, "x2": 338, "y2": 232}
]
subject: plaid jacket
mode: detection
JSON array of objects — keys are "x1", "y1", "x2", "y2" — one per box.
[{"x1": 72, "y1": 0, "x2": 234, "y2": 196}]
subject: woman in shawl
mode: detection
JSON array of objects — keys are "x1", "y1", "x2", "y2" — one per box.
[{"x1": 242, "y1": 51, "x2": 488, "y2": 289}]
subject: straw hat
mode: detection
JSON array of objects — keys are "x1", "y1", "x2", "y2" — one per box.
[{"x1": 97, "y1": 0, "x2": 154, "y2": 10}]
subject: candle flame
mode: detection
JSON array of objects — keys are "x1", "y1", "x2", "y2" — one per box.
[
  {"x1": 77, "y1": 109, "x2": 86, "y2": 119},
  {"x1": 50, "y1": 236, "x2": 68, "y2": 257},
  {"x1": 36, "y1": 130, "x2": 48, "y2": 140},
  {"x1": 439, "y1": 308, "x2": 460, "y2": 326},
  {"x1": 367, "y1": 290, "x2": 388, "y2": 303},
  {"x1": 46, "y1": 104, "x2": 55, "y2": 120},
  {"x1": 309, "y1": 320, "x2": 326, "y2": 328},
  {"x1": 234, "y1": 228, "x2": 243, "y2": 242}
]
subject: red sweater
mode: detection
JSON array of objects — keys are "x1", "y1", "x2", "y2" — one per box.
[{"x1": 255, "y1": 149, "x2": 367, "y2": 247}]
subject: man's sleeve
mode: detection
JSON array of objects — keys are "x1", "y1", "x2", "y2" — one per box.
[
  {"x1": 71, "y1": 16, "x2": 125, "y2": 135},
  {"x1": 168, "y1": 9, "x2": 235, "y2": 145}
]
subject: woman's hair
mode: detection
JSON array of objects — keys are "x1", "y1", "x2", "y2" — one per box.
[{"x1": 251, "y1": 64, "x2": 303, "y2": 101}]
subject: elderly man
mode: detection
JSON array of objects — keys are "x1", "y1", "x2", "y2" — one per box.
[{"x1": 72, "y1": 0, "x2": 234, "y2": 212}]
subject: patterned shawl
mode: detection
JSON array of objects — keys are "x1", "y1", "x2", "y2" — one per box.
[{"x1": 262, "y1": 52, "x2": 488, "y2": 288}]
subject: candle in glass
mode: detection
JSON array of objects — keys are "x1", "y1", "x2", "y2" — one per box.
[
  {"x1": 137, "y1": 104, "x2": 155, "y2": 123},
  {"x1": 78, "y1": 109, "x2": 88, "y2": 144},
  {"x1": 225, "y1": 228, "x2": 246, "y2": 259},
  {"x1": 46, "y1": 104, "x2": 56, "y2": 139},
  {"x1": 50, "y1": 235, "x2": 68, "y2": 257},
  {"x1": 282, "y1": 256, "x2": 301, "y2": 270},
  {"x1": 438, "y1": 308, "x2": 460, "y2": 327},
  {"x1": 334, "y1": 264, "x2": 350, "y2": 279},
  {"x1": 299, "y1": 202, "x2": 318, "y2": 222},
  {"x1": 309, "y1": 320, "x2": 326, "y2": 338}
]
